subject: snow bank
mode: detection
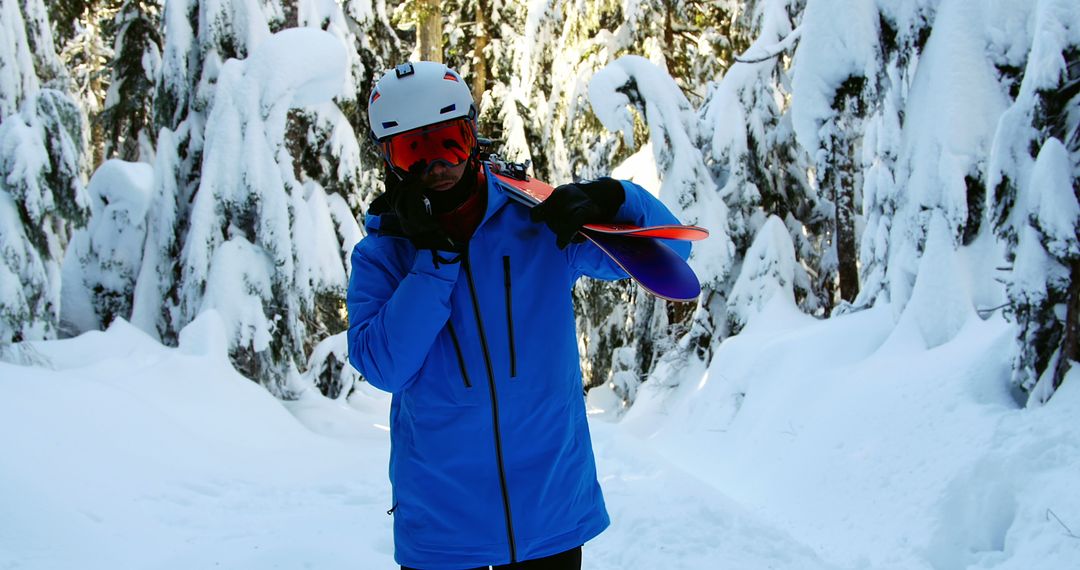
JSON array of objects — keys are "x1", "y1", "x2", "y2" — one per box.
[
  {"x1": 3, "y1": 325, "x2": 840, "y2": 570},
  {"x1": 624, "y1": 301, "x2": 1080, "y2": 569},
  {"x1": 4, "y1": 295, "x2": 1077, "y2": 570},
  {"x1": 0, "y1": 321, "x2": 395, "y2": 569}
]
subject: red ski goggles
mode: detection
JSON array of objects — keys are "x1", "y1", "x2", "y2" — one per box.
[{"x1": 380, "y1": 118, "x2": 478, "y2": 173}]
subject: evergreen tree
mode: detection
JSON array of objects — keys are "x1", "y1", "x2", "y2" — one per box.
[
  {"x1": 853, "y1": 2, "x2": 932, "y2": 311},
  {"x1": 287, "y1": 0, "x2": 401, "y2": 397},
  {"x1": 726, "y1": 215, "x2": 798, "y2": 332},
  {"x1": 60, "y1": 159, "x2": 152, "y2": 332},
  {"x1": 0, "y1": 0, "x2": 89, "y2": 344},
  {"x1": 512, "y1": 0, "x2": 754, "y2": 183},
  {"x1": 20, "y1": 0, "x2": 74, "y2": 87},
  {"x1": 133, "y1": 0, "x2": 388, "y2": 398},
  {"x1": 57, "y1": 1, "x2": 114, "y2": 167},
  {"x1": 789, "y1": 0, "x2": 882, "y2": 313},
  {"x1": 178, "y1": 28, "x2": 350, "y2": 398},
  {"x1": 988, "y1": 0, "x2": 1079, "y2": 403},
  {"x1": 494, "y1": 0, "x2": 755, "y2": 391},
  {"x1": 129, "y1": 126, "x2": 180, "y2": 340},
  {"x1": 698, "y1": 0, "x2": 819, "y2": 323},
  {"x1": 99, "y1": 0, "x2": 161, "y2": 162},
  {"x1": 582, "y1": 55, "x2": 737, "y2": 395},
  {"x1": 132, "y1": 0, "x2": 278, "y2": 347}
]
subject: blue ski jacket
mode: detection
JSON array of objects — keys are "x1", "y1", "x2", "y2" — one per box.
[{"x1": 346, "y1": 166, "x2": 691, "y2": 568}]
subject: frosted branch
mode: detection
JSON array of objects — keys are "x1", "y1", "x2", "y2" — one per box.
[{"x1": 734, "y1": 26, "x2": 802, "y2": 64}]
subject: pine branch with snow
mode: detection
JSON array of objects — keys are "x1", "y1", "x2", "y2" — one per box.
[
  {"x1": 177, "y1": 28, "x2": 349, "y2": 398},
  {"x1": 987, "y1": 0, "x2": 1080, "y2": 403},
  {"x1": 100, "y1": 0, "x2": 161, "y2": 162},
  {"x1": 0, "y1": 0, "x2": 89, "y2": 344},
  {"x1": 60, "y1": 160, "x2": 152, "y2": 333},
  {"x1": 726, "y1": 215, "x2": 798, "y2": 333}
]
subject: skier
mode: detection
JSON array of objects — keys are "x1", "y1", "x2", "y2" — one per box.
[{"x1": 347, "y1": 62, "x2": 691, "y2": 570}]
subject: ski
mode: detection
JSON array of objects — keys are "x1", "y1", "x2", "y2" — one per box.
[
  {"x1": 486, "y1": 161, "x2": 703, "y2": 302},
  {"x1": 490, "y1": 170, "x2": 708, "y2": 241},
  {"x1": 582, "y1": 231, "x2": 702, "y2": 302}
]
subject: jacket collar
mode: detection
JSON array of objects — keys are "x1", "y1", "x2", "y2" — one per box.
[{"x1": 478, "y1": 162, "x2": 511, "y2": 228}]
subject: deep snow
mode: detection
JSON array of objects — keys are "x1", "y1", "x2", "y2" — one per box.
[{"x1": 3, "y1": 300, "x2": 1078, "y2": 569}]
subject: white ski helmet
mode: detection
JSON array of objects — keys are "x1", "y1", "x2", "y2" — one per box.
[{"x1": 368, "y1": 62, "x2": 476, "y2": 141}]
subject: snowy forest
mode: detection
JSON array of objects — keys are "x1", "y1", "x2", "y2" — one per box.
[{"x1": 2, "y1": 0, "x2": 1079, "y2": 568}]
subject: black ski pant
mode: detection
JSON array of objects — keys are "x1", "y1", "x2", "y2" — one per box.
[{"x1": 401, "y1": 545, "x2": 582, "y2": 570}]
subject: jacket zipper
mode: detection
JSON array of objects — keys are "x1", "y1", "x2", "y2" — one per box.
[
  {"x1": 503, "y1": 256, "x2": 517, "y2": 378},
  {"x1": 447, "y1": 322, "x2": 472, "y2": 388},
  {"x1": 463, "y1": 250, "x2": 518, "y2": 564}
]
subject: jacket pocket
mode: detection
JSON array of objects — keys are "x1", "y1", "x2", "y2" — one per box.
[
  {"x1": 446, "y1": 322, "x2": 472, "y2": 388},
  {"x1": 503, "y1": 256, "x2": 517, "y2": 378}
]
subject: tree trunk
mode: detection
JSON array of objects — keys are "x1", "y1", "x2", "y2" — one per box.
[
  {"x1": 822, "y1": 131, "x2": 860, "y2": 308},
  {"x1": 1053, "y1": 259, "x2": 1080, "y2": 392},
  {"x1": 835, "y1": 152, "x2": 860, "y2": 304},
  {"x1": 417, "y1": 0, "x2": 442, "y2": 63},
  {"x1": 663, "y1": 0, "x2": 675, "y2": 74},
  {"x1": 472, "y1": 0, "x2": 488, "y2": 105}
]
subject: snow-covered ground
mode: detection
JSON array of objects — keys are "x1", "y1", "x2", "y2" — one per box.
[
  {"x1": 2, "y1": 304, "x2": 1078, "y2": 569},
  {"x1": 607, "y1": 296, "x2": 1080, "y2": 570}
]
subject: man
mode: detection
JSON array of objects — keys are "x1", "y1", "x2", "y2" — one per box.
[{"x1": 346, "y1": 62, "x2": 691, "y2": 570}]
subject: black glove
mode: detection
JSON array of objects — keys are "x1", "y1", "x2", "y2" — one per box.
[
  {"x1": 529, "y1": 177, "x2": 626, "y2": 249},
  {"x1": 387, "y1": 163, "x2": 463, "y2": 253}
]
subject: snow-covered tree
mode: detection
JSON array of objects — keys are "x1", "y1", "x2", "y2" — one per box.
[
  {"x1": 872, "y1": 1, "x2": 1007, "y2": 321},
  {"x1": 0, "y1": 0, "x2": 89, "y2": 344},
  {"x1": 508, "y1": 0, "x2": 758, "y2": 393},
  {"x1": 987, "y1": 0, "x2": 1079, "y2": 403},
  {"x1": 726, "y1": 215, "x2": 798, "y2": 333},
  {"x1": 61, "y1": 160, "x2": 152, "y2": 332},
  {"x1": 516, "y1": 0, "x2": 753, "y2": 183},
  {"x1": 580, "y1": 55, "x2": 736, "y2": 396},
  {"x1": 789, "y1": 0, "x2": 882, "y2": 311},
  {"x1": 697, "y1": 0, "x2": 821, "y2": 317},
  {"x1": 57, "y1": 2, "x2": 114, "y2": 167},
  {"x1": 20, "y1": 0, "x2": 74, "y2": 88},
  {"x1": 99, "y1": 0, "x2": 161, "y2": 162},
  {"x1": 124, "y1": 0, "x2": 378, "y2": 397},
  {"x1": 282, "y1": 0, "x2": 401, "y2": 396},
  {"x1": 291, "y1": 0, "x2": 401, "y2": 211},
  {"x1": 129, "y1": 126, "x2": 180, "y2": 341},
  {"x1": 130, "y1": 0, "x2": 279, "y2": 347},
  {"x1": 178, "y1": 28, "x2": 350, "y2": 398},
  {"x1": 852, "y1": 1, "x2": 928, "y2": 309}
]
